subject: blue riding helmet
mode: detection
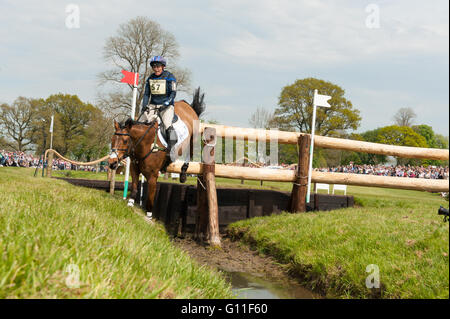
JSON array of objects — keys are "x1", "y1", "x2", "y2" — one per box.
[{"x1": 150, "y1": 56, "x2": 167, "y2": 67}]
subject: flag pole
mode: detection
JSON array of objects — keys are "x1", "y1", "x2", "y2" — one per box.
[
  {"x1": 306, "y1": 89, "x2": 318, "y2": 204},
  {"x1": 123, "y1": 72, "x2": 138, "y2": 200},
  {"x1": 306, "y1": 89, "x2": 331, "y2": 204},
  {"x1": 49, "y1": 115, "x2": 54, "y2": 149}
]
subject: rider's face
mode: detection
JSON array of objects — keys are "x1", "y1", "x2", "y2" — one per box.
[{"x1": 152, "y1": 64, "x2": 164, "y2": 76}]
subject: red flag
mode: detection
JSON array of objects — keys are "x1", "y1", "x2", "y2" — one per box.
[{"x1": 120, "y1": 70, "x2": 139, "y2": 86}]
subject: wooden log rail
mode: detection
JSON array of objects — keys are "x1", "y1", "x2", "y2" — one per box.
[
  {"x1": 199, "y1": 123, "x2": 449, "y2": 160},
  {"x1": 166, "y1": 161, "x2": 449, "y2": 192}
]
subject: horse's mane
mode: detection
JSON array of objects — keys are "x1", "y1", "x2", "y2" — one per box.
[{"x1": 119, "y1": 118, "x2": 156, "y2": 129}]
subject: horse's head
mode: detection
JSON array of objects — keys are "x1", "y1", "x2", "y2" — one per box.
[{"x1": 109, "y1": 119, "x2": 132, "y2": 170}]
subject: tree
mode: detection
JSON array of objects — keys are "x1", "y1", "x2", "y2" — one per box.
[
  {"x1": 272, "y1": 78, "x2": 361, "y2": 136},
  {"x1": 98, "y1": 16, "x2": 191, "y2": 118},
  {"x1": 42, "y1": 94, "x2": 99, "y2": 156},
  {"x1": 0, "y1": 97, "x2": 41, "y2": 151},
  {"x1": 393, "y1": 107, "x2": 416, "y2": 127},
  {"x1": 412, "y1": 124, "x2": 436, "y2": 148},
  {"x1": 249, "y1": 107, "x2": 274, "y2": 129},
  {"x1": 434, "y1": 134, "x2": 449, "y2": 150},
  {"x1": 71, "y1": 107, "x2": 113, "y2": 161},
  {"x1": 366, "y1": 125, "x2": 427, "y2": 165}
]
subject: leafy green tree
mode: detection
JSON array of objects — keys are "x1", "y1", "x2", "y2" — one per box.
[
  {"x1": 41, "y1": 94, "x2": 102, "y2": 157},
  {"x1": 365, "y1": 125, "x2": 427, "y2": 165},
  {"x1": 272, "y1": 78, "x2": 361, "y2": 136},
  {"x1": 71, "y1": 107, "x2": 113, "y2": 161},
  {"x1": 0, "y1": 97, "x2": 42, "y2": 151},
  {"x1": 412, "y1": 124, "x2": 436, "y2": 148},
  {"x1": 434, "y1": 134, "x2": 449, "y2": 150},
  {"x1": 376, "y1": 125, "x2": 427, "y2": 148}
]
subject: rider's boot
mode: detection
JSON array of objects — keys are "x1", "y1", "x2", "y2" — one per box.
[{"x1": 166, "y1": 125, "x2": 178, "y2": 161}]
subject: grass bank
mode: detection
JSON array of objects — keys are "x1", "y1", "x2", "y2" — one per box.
[
  {"x1": 46, "y1": 168, "x2": 450, "y2": 298},
  {"x1": 0, "y1": 167, "x2": 233, "y2": 298},
  {"x1": 228, "y1": 187, "x2": 449, "y2": 298}
]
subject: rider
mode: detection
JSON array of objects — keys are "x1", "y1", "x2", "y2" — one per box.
[{"x1": 141, "y1": 55, "x2": 178, "y2": 154}]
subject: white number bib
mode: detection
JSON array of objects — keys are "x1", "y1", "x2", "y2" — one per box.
[{"x1": 150, "y1": 79, "x2": 166, "y2": 95}]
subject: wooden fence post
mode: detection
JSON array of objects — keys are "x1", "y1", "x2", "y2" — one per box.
[
  {"x1": 46, "y1": 150, "x2": 54, "y2": 177},
  {"x1": 195, "y1": 174, "x2": 208, "y2": 241},
  {"x1": 109, "y1": 169, "x2": 116, "y2": 195},
  {"x1": 290, "y1": 134, "x2": 311, "y2": 213},
  {"x1": 203, "y1": 127, "x2": 220, "y2": 247}
]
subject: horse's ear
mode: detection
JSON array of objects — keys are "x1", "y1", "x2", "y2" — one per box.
[{"x1": 114, "y1": 120, "x2": 119, "y2": 130}]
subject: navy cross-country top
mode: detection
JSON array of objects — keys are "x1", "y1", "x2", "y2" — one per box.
[{"x1": 142, "y1": 70, "x2": 177, "y2": 108}]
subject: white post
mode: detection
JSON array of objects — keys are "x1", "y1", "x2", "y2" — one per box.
[
  {"x1": 306, "y1": 89, "x2": 331, "y2": 204},
  {"x1": 123, "y1": 73, "x2": 138, "y2": 200},
  {"x1": 306, "y1": 91, "x2": 318, "y2": 204},
  {"x1": 49, "y1": 115, "x2": 54, "y2": 149},
  {"x1": 140, "y1": 174, "x2": 144, "y2": 206}
]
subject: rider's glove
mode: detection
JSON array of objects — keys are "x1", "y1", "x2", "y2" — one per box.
[{"x1": 163, "y1": 101, "x2": 170, "y2": 107}]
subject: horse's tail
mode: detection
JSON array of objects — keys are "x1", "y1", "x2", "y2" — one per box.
[{"x1": 191, "y1": 87, "x2": 206, "y2": 117}]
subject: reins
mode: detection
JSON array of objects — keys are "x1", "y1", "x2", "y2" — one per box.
[{"x1": 112, "y1": 119, "x2": 166, "y2": 165}]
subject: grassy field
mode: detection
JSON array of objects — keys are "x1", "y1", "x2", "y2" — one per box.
[
  {"x1": 38, "y1": 168, "x2": 450, "y2": 298},
  {"x1": 0, "y1": 167, "x2": 233, "y2": 298},
  {"x1": 228, "y1": 186, "x2": 449, "y2": 298}
]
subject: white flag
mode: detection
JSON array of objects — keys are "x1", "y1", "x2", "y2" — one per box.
[
  {"x1": 314, "y1": 91, "x2": 331, "y2": 108},
  {"x1": 49, "y1": 115, "x2": 54, "y2": 133}
]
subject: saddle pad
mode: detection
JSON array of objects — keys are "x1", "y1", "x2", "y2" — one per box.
[{"x1": 157, "y1": 117, "x2": 189, "y2": 151}]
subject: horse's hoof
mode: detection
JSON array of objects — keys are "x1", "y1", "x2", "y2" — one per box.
[
  {"x1": 127, "y1": 199, "x2": 135, "y2": 207},
  {"x1": 180, "y1": 173, "x2": 186, "y2": 183}
]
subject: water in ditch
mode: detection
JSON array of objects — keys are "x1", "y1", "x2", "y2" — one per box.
[{"x1": 221, "y1": 270, "x2": 321, "y2": 299}]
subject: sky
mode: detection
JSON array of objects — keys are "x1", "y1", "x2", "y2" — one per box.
[{"x1": 0, "y1": 0, "x2": 448, "y2": 135}]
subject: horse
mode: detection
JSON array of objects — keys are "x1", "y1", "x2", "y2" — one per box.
[{"x1": 108, "y1": 88, "x2": 205, "y2": 216}]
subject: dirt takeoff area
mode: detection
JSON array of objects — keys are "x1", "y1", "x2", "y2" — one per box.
[{"x1": 171, "y1": 234, "x2": 321, "y2": 299}]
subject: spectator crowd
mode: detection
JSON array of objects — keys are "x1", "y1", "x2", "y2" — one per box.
[
  {"x1": 316, "y1": 163, "x2": 449, "y2": 180},
  {"x1": 0, "y1": 149, "x2": 105, "y2": 172},
  {"x1": 2, "y1": 149, "x2": 448, "y2": 179}
]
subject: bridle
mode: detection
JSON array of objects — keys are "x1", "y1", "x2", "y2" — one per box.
[
  {"x1": 111, "y1": 132, "x2": 132, "y2": 163},
  {"x1": 111, "y1": 119, "x2": 166, "y2": 165}
]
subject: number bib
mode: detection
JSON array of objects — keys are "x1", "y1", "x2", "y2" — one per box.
[{"x1": 150, "y1": 79, "x2": 166, "y2": 95}]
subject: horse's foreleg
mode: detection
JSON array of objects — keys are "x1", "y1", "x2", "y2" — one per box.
[
  {"x1": 145, "y1": 173, "x2": 158, "y2": 219},
  {"x1": 127, "y1": 161, "x2": 140, "y2": 207}
]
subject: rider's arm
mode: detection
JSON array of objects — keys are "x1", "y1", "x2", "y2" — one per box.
[
  {"x1": 166, "y1": 77, "x2": 177, "y2": 105},
  {"x1": 142, "y1": 78, "x2": 151, "y2": 110}
]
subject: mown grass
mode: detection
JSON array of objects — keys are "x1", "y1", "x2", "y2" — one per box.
[
  {"x1": 228, "y1": 188, "x2": 449, "y2": 298},
  {"x1": 0, "y1": 167, "x2": 233, "y2": 299},
  {"x1": 49, "y1": 168, "x2": 449, "y2": 298}
]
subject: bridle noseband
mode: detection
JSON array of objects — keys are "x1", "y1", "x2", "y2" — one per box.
[
  {"x1": 111, "y1": 119, "x2": 164, "y2": 165},
  {"x1": 111, "y1": 132, "x2": 131, "y2": 162}
]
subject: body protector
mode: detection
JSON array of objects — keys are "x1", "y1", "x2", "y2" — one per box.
[
  {"x1": 140, "y1": 70, "x2": 178, "y2": 153},
  {"x1": 142, "y1": 70, "x2": 177, "y2": 109}
]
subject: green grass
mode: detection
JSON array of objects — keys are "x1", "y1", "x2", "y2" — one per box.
[
  {"x1": 0, "y1": 167, "x2": 233, "y2": 299},
  {"x1": 44, "y1": 168, "x2": 450, "y2": 298},
  {"x1": 228, "y1": 188, "x2": 449, "y2": 298}
]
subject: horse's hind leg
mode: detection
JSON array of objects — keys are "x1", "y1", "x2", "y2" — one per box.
[{"x1": 179, "y1": 137, "x2": 192, "y2": 183}]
